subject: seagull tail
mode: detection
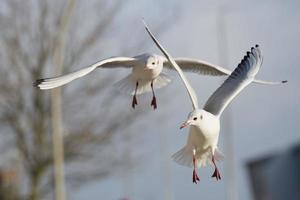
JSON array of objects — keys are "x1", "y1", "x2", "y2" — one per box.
[
  {"x1": 113, "y1": 74, "x2": 137, "y2": 95},
  {"x1": 154, "y1": 72, "x2": 171, "y2": 89},
  {"x1": 113, "y1": 73, "x2": 171, "y2": 95},
  {"x1": 214, "y1": 148, "x2": 225, "y2": 163},
  {"x1": 195, "y1": 149, "x2": 224, "y2": 167},
  {"x1": 171, "y1": 147, "x2": 193, "y2": 168},
  {"x1": 172, "y1": 147, "x2": 224, "y2": 168}
]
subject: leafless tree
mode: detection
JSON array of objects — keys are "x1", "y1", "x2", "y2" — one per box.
[{"x1": 0, "y1": 0, "x2": 173, "y2": 199}]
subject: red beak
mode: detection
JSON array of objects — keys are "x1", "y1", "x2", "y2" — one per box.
[
  {"x1": 180, "y1": 121, "x2": 190, "y2": 129},
  {"x1": 144, "y1": 65, "x2": 150, "y2": 70}
]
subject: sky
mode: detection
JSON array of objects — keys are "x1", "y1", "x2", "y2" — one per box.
[{"x1": 75, "y1": 0, "x2": 300, "y2": 199}]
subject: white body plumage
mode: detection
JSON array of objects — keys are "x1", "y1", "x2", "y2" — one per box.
[{"x1": 173, "y1": 109, "x2": 223, "y2": 167}]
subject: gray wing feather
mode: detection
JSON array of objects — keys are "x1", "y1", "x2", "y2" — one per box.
[
  {"x1": 143, "y1": 20, "x2": 199, "y2": 110},
  {"x1": 203, "y1": 45, "x2": 263, "y2": 117},
  {"x1": 164, "y1": 58, "x2": 231, "y2": 76},
  {"x1": 163, "y1": 58, "x2": 286, "y2": 85}
]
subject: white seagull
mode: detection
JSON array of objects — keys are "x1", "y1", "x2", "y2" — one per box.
[
  {"x1": 34, "y1": 47, "x2": 286, "y2": 111},
  {"x1": 144, "y1": 22, "x2": 268, "y2": 183}
]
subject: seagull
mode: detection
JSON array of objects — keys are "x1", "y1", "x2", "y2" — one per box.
[
  {"x1": 144, "y1": 21, "x2": 270, "y2": 183},
  {"x1": 34, "y1": 47, "x2": 286, "y2": 111},
  {"x1": 34, "y1": 55, "x2": 166, "y2": 109}
]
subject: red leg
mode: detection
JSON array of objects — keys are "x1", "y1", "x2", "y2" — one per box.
[
  {"x1": 192, "y1": 152, "x2": 200, "y2": 184},
  {"x1": 211, "y1": 156, "x2": 221, "y2": 180},
  {"x1": 132, "y1": 81, "x2": 138, "y2": 109},
  {"x1": 150, "y1": 81, "x2": 157, "y2": 110}
]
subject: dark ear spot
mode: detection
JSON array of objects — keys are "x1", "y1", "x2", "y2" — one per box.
[{"x1": 200, "y1": 115, "x2": 203, "y2": 120}]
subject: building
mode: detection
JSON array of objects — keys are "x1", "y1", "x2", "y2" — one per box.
[{"x1": 247, "y1": 143, "x2": 300, "y2": 200}]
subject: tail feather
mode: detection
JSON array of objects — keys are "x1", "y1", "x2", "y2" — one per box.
[
  {"x1": 153, "y1": 73, "x2": 171, "y2": 90},
  {"x1": 113, "y1": 75, "x2": 136, "y2": 95},
  {"x1": 214, "y1": 148, "x2": 225, "y2": 162},
  {"x1": 172, "y1": 147, "x2": 224, "y2": 168},
  {"x1": 171, "y1": 147, "x2": 193, "y2": 167},
  {"x1": 114, "y1": 73, "x2": 171, "y2": 95}
]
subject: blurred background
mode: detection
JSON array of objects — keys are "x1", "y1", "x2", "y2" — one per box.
[{"x1": 0, "y1": 0, "x2": 299, "y2": 200}]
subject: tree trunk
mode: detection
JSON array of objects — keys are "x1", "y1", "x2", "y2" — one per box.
[{"x1": 27, "y1": 173, "x2": 41, "y2": 200}]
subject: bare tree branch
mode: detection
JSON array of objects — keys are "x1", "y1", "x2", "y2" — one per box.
[{"x1": 0, "y1": 0, "x2": 174, "y2": 199}]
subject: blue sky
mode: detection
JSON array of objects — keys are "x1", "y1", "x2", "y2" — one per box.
[{"x1": 75, "y1": 0, "x2": 300, "y2": 199}]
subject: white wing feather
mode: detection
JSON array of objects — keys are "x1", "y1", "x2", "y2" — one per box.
[
  {"x1": 34, "y1": 57, "x2": 138, "y2": 90},
  {"x1": 143, "y1": 20, "x2": 199, "y2": 110},
  {"x1": 203, "y1": 45, "x2": 263, "y2": 117}
]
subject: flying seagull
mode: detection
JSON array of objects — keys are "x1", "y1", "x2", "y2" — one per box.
[
  {"x1": 144, "y1": 21, "x2": 270, "y2": 183},
  {"x1": 34, "y1": 44, "x2": 286, "y2": 111}
]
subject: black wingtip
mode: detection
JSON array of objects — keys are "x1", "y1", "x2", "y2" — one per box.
[
  {"x1": 282, "y1": 80, "x2": 288, "y2": 83},
  {"x1": 33, "y1": 79, "x2": 44, "y2": 87}
]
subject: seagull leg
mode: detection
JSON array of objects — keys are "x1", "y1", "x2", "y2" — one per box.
[
  {"x1": 192, "y1": 149, "x2": 200, "y2": 184},
  {"x1": 132, "y1": 81, "x2": 138, "y2": 109},
  {"x1": 211, "y1": 155, "x2": 221, "y2": 180},
  {"x1": 150, "y1": 80, "x2": 157, "y2": 110}
]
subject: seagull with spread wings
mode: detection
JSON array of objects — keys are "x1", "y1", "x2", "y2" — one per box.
[
  {"x1": 34, "y1": 37, "x2": 286, "y2": 110},
  {"x1": 144, "y1": 21, "x2": 275, "y2": 183}
]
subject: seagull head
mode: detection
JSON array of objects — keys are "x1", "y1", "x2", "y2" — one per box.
[
  {"x1": 144, "y1": 54, "x2": 163, "y2": 70},
  {"x1": 180, "y1": 109, "x2": 216, "y2": 129},
  {"x1": 180, "y1": 109, "x2": 203, "y2": 129}
]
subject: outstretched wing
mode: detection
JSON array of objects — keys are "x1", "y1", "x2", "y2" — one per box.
[
  {"x1": 164, "y1": 58, "x2": 287, "y2": 85},
  {"x1": 203, "y1": 45, "x2": 263, "y2": 117},
  {"x1": 164, "y1": 58, "x2": 231, "y2": 76},
  {"x1": 34, "y1": 57, "x2": 138, "y2": 90},
  {"x1": 143, "y1": 20, "x2": 199, "y2": 110}
]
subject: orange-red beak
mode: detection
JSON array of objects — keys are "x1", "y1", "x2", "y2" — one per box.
[
  {"x1": 180, "y1": 120, "x2": 191, "y2": 129},
  {"x1": 144, "y1": 65, "x2": 150, "y2": 70}
]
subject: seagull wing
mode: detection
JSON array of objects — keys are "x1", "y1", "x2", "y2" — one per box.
[
  {"x1": 253, "y1": 79, "x2": 287, "y2": 85},
  {"x1": 143, "y1": 20, "x2": 199, "y2": 110},
  {"x1": 164, "y1": 58, "x2": 231, "y2": 76},
  {"x1": 164, "y1": 58, "x2": 287, "y2": 85},
  {"x1": 203, "y1": 45, "x2": 263, "y2": 117},
  {"x1": 34, "y1": 57, "x2": 138, "y2": 90}
]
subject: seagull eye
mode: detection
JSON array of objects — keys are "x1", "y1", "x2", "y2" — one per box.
[
  {"x1": 152, "y1": 62, "x2": 155, "y2": 65},
  {"x1": 193, "y1": 117, "x2": 197, "y2": 121}
]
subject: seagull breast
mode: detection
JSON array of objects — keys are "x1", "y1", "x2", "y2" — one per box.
[
  {"x1": 195, "y1": 110, "x2": 220, "y2": 148},
  {"x1": 132, "y1": 63, "x2": 163, "y2": 80}
]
